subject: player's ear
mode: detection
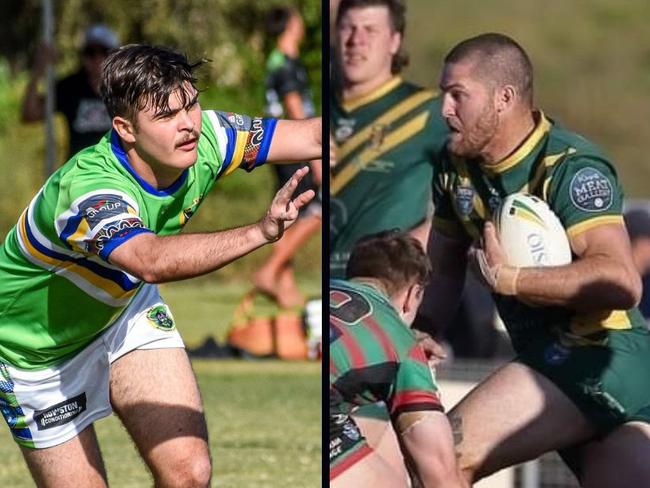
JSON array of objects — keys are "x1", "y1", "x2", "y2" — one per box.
[
  {"x1": 389, "y1": 31, "x2": 401, "y2": 57},
  {"x1": 496, "y1": 84, "x2": 516, "y2": 113},
  {"x1": 402, "y1": 284, "x2": 417, "y2": 314},
  {"x1": 113, "y1": 116, "x2": 136, "y2": 143}
]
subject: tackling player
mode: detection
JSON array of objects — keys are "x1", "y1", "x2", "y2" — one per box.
[
  {"x1": 330, "y1": 0, "x2": 448, "y2": 278},
  {"x1": 330, "y1": 231, "x2": 465, "y2": 488},
  {"x1": 422, "y1": 32, "x2": 650, "y2": 486},
  {"x1": 0, "y1": 44, "x2": 320, "y2": 487}
]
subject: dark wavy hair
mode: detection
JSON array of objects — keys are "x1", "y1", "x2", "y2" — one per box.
[{"x1": 100, "y1": 44, "x2": 203, "y2": 125}]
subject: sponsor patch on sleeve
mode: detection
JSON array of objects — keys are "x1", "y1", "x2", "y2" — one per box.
[
  {"x1": 58, "y1": 192, "x2": 151, "y2": 260},
  {"x1": 569, "y1": 167, "x2": 613, "y2": 212}
]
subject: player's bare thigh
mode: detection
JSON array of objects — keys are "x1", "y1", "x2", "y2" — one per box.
[
  {"x1": 353, "y1": 405, "x2": 409, "y2": 480},
  {"x1": 331, "y1": 449, "x2": 409, "y2": 488},
  {"x1": 20, "y1": 424, "x2": 107, "y2": 488},
  {"x1": 109, "y1": 348, "x2": 211, "y2": 487},
  {"x1": 579, "y1": 420, "x2": 650, "y2": 488},
  {"x1": 449, "y1": 361, "x2": 595, "y2": 482}
]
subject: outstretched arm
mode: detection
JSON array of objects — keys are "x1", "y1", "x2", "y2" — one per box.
[
  {"x1": 109, "y1": 167, "x2": 314, "y2": 283},
  {"x1": 267, "y1": 117, "x2": 322, "y2": 163}
]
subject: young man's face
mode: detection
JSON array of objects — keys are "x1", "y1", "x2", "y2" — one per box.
[
  {"x1": 336, "y1": 6, "x2": 401, "y2": 89},
  {"x1": 132, "y1": 83, "x2": 203, "y2": 174},
  {"x1": 440, "y1": 59, "x2": 499, "y2": 159}
]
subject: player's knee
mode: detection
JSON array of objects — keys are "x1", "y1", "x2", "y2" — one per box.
[
  {"x1": 159, "y1": 453, "x2": 212, "y2": 488},
  {"x1": 455, "y1": 447, "x2": 482, "y2": 483}
]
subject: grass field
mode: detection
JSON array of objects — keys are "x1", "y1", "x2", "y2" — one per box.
[{"x1": 0, "y1": 279, "x2": 322, "y2": 488}]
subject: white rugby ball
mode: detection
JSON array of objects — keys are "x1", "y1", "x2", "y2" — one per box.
[{"x1": 493, "y1": 193, "x2": 572, "y2": 267}]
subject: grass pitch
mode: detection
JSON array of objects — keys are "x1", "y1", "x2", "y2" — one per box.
[{"x1": 0, "y1": 279, "x2": 322, "y2": 487}]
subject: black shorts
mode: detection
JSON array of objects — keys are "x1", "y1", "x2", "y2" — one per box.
[{"x1": 329, "y1": 412, "x2": 372, "y2": 480}]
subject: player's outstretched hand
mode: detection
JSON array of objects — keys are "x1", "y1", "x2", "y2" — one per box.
[{"x1": 259, "y1": 166, "x2": 315, "y2": 242}]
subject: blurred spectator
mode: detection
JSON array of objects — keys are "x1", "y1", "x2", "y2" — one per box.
[
  {"x1": 22, "y1": 24, "x2": 119, "y2": 158},
  {"x1": 252, "y1": 6, "x2": 322, "y2": 309},
  {"x1": 625, "y1": 208, "x2": 650, "y2": 323}
]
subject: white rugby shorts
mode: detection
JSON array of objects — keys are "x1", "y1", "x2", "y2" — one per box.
[{"x1": 0, "y1": 284, "x2": 184, "y2": 448}]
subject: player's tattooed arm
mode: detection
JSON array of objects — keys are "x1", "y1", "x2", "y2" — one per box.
[{"x1": 449, "y1": 411, "x2": 464, "y2": 448}]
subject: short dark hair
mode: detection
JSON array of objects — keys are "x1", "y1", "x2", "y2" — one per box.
[
  {"x1": 346, "y1": 230, "x2": 430, "y2": 296},
  {"x1": 265, "y1": 7, "x2": 293, "y2": 37},
  {"x1": 100, "y1": 44, "x2": 202, "y2": 123},
  {"x1": 445, "y1": 33, "x2": 534, "y2": 106},
  {"x1": 336, "y1": 0, "x2": 408, "y2": 74}
]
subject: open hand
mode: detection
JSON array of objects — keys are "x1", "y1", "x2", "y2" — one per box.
[{"x1": 259, "y1": 167, "x2": 315, "y2": 242}]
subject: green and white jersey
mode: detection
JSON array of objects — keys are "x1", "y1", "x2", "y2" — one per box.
[
  {"x1": 432, "y1": 111, "x2": 646, "y2": 351},
  {"x1": 330, "y1": 77, "x2": 448, "y2": 278},
  {"x1": 0, "y1": 110, "x2": 277, "y2": 369}
]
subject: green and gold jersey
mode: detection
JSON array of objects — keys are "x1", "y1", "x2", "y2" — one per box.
[
  {"x1": 330, "y1": 77, "x2": 448, "y2": 278},
  {"x1": 329, "y1": 279, "x2": 442, "y2": 420},
  {"x1": 432, "y1": 111, "x2": 646, "y2": 351},
  {"x1": 0, "y1": 110, "x2": 277, "y2": 369}
]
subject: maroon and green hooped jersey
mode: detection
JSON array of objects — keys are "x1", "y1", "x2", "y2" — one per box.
[
  {"x1": 329, "y1": 279, "x2": 442, "y2": 420},
  {"x1": 432, "y1": 111, "x2": 647, "y2": 351}
]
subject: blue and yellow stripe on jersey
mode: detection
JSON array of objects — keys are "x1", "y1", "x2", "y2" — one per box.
[
  {"x1": 16, "y1": 197, "x2": 141, "y2": 307},
  {"x1": 204, "y1": 110, "x2": 277, "y2": 177}
]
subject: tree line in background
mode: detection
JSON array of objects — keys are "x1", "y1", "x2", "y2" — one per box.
[{"x1": 1, "y1": 0, "x2": 321, "y2": 101}]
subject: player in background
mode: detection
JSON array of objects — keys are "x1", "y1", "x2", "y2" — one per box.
[
  {"x1": 421, "y1": 32, "x2": 650, "y2": 486},
  {"x1": 330, "y1": 0, "x2": 448, "y2": 279},
  {"x1": 0, "y1": 44, "x2": 321, "y2": 487},
  {"x1": 22, "y1": 24, "x2": 120, "y2": 159},
  {"x1": 254, "y1": 6, "x2": 322, "y2": 309},
  {"x1": 330, "y1": 231, "x2": 465, "y2": 488}
]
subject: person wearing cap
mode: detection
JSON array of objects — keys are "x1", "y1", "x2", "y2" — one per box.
[
  {"x1": 624, "y1": 208, "x2": 650, "y2": 323},
  {"x1": 22, "y1": 24, "x2": 120, "y2": 158}
]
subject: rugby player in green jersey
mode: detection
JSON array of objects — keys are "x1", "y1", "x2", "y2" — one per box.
[
  {"x1": 421, "y1": 33, "x2": 650, "y2": 486},
  {"x1": 330, "y1": 0, "x2": 448, "y2": 278},
  {"x1": 330, "y1": 231, "x2": 464, "y2": 488},
  {"x1": 0, "y1": 44, "x2": 320, "y2": 487}
]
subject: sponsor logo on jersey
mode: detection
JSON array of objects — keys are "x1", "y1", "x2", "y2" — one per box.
[
  {"x1": 34, "y1": 393, "x2": 87, "y2": 430},
  {"x1": 180, "y1": 196, "x2": 203, "y2": 225},
  {"x1": 80, "y1": 194, "x2": 136, "y2": 228},
  {"x1": 543, "y1": 342, "x2": 570, "y2": 366},
  {"x1": 369, "y1": 123, "x2": 388, "y2": 150},
  {"x1": 329, "y1": 436, "x2": 343, "y2": 459},
  {"x1": 342, "y1": 420, "x2": 361, "y2": 441},
  {"x1": 569, "y1": 167, "x2": 613, "y2": 212},
  {"x1": 227, "y1": 112, "x2": 246, "y2": 128},
  {"x1": 455, "y1": 183, "x2": 475, "y2": 217},
  {"x1": 146, "y1": 304, "x2": 175, "y2": 331},
  {"x1": 334, "y1": 118, "x2": 355, "y2": 143}
]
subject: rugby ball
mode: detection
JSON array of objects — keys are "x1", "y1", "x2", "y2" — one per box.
[{"x1": 493, "y1": 193, "x2": 572, "y2": 267}]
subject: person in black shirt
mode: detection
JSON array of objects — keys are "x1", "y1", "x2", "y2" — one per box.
[
  {"x1": 22, "y1": 24, "x2": 119, "y2": 159},
  {"x1": 253, "y1": 7, "x2": 322, "y2": 309}
]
